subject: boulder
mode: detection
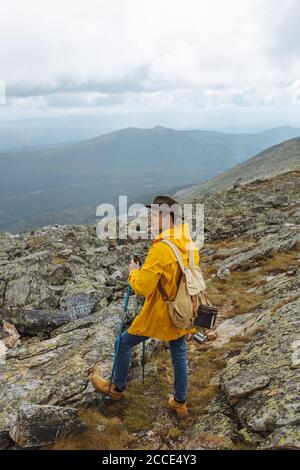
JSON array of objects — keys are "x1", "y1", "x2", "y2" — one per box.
[
  {"x1": 2, "y1": 321, "x2": 21, "y2": 348},
  {"x1": 259, "y1": 426, "x2": 300, "y2": 450},
  {"x1": 47, "y1": 264, "x2": 74, "y2": 286},
  {"x1": 4, "y1": 274, "x2": 51, "y2": 308},
  {"x1": 0, "y1": 290, "x2": 100, "y2": 335},
  {"x1": 216, "y1": 268, "x2": 230, "y2": 279},
  {"x1": 222, "y1": 368, "x2": 270, "y2": 405},
  {"x1": 189, "y1": 294, "x2": 300, "y2": 449},
  {"x1": 0, "y1": 314, "x2": 115, "y2": 448},
  {"x1": 221, "y1": 299, "x2": 300, "y2": 446},
  {"x1": 9, "y1": 402, "x2": 84, "y2": 448},
  {"x1": 184, "y1": 395, "x2": 237, "y2": 450}
]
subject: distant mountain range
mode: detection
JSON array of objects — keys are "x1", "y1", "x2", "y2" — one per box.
[
  {"x1": 1, "y1": 125, "x2": 300, "y2": 232},
  {"x1": 175, "y1": 136, "x2": 300, "y2": 201},
  {"x1": 0, "y1": 115, "x2": 114, "y2": 152}
]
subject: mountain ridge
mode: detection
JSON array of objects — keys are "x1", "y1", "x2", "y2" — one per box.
[
  {"x1": 175, "y1": 136, "x2": 300, "y2": 201},
  {"x1": 1, "y1": 125, "x2": 300, "y2": 232}
]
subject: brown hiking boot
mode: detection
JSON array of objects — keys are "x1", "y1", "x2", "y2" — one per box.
[
  {"x1": 168, "y1": 395, "x2": 188, "y2": 418},
  {"x1": 89, "y1": 371, "x2": 124, "y2": 401}
]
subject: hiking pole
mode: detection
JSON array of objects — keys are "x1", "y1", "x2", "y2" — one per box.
[
  {"x1": 141, "y1": 339, "x2": 146, "y2": 384},
  {"x1": 132, "y1": 254, "x2": 147, "y2": 385},
  {"x1": 105, "y1": 284, "x2": 132, "y2": 405}
]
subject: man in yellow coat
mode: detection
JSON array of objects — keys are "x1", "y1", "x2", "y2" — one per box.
[{"x1": 90, "y1": 196, "x2": 199, "y2": 417}]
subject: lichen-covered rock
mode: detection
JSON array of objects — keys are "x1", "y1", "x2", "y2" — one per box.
[
  {"x1": 0, "y1": 281, "x2": 6, "y2": 308},
  {"x1": 47, "y1": 264, "x2": 74, "y2": 286},
  {"x1": 219, "y1": 228, "x2": 299, "y2": 271},
  {"x1": 259, "y1": 425, "x2": 300, "y2": 450},
  {"x1": 4, "y1": 274, "x2": 51, "y2": 308},
  {"x1": 212, "y1": 311, "x2": 257, "y2": 348},
  {"x1": 222, "y1": 370, "x2": 270, "y2": 405},
  {"x1": 0, "y1": 224, "x2": 149, "y2": 321},
  {"x1": 184, "y1": 395, "x2": 237, "y2": 450},
  {"x1": 189, "y1": 280, "x2": 300, "y2": 449},
  {"x1": 2, "y1": 321, "x2": 21, "y2": 348},
  {"x1": 0, "y1": 300, "x2": 158, "y2": 449},
  {"x1": 0, "y1": 430, "x2": 12, "y2": 449},
  {"x1": 9, "y1": 402, "x2": 85, "y2": 448},
  {"x1": 220, "y1": 299, "x2": 300, "y2": 447},
  {"x1": 0, "y1": 292, "x2": 99, "y2": 336},
  {"x1": 0, "y1": 314, "x2": 115, "y2": 448}
]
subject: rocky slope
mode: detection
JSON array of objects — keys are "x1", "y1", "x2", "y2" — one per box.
[
  {"x1": 0, "y1": 227, "x2": 154, "y2": 448},
  {"x1": 184, "y1": 170, "x2": 300, "y2": 450},
  {"x1": 175, "y1": 136, "x2": 300, "y2": 202},
  {"x1": 0, "y1": 170, "x2": 299, "y2": 450}
]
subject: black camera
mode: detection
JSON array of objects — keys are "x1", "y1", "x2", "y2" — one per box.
[
  {"x1": 132, "y1": 253, "x2": 142, "y2": 266},
  {"x1": 194, "y1": 304, "x2": 218, "y2": 329}
]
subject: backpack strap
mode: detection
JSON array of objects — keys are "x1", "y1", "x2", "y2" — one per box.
[
  {"x1": 157, "y1": 280, "x2": 169, "y2": 301},
  {"x1": 188, "y1": 249, "x2": 195, "y2": 267},
  {"x1": 157, "y1": 239, "x2": 185, "y2": 302},
  {"x1": 158, "y1": 268, "x2": 182, "y2": 302},
  {"x1": 159, "y1": 239, "x2": 185, "y2": 272},
  {"x1": 161, "y1": 239, "x2": 195, "y2": 268}
]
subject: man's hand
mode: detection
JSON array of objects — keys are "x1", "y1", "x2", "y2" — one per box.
[{"x1": 129, "y1": 258, "x2": 140, "y2": 272}]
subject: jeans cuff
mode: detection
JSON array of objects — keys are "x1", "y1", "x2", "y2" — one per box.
[
  {"x1": 174, "y1": 396, "x2": 186, "y2": 403},
  {"x1": 113, "y1": 380, "x2": 125, "y2": 391}
]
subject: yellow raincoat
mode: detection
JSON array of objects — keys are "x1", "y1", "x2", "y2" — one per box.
[{"x1": 128, "y1": 223, "x2": 199, "y2": 341}]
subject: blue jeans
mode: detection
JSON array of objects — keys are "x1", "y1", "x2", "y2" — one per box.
[{"x1": 112, "y1": 330, "x2": 188, "y2": 402}]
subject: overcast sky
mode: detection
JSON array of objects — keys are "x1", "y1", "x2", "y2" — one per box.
[{"x1": 0, "y1": 0, "x2": 300, "y2": 130}]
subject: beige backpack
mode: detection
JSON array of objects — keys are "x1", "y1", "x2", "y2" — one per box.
[{"x1": 158, "y1": 239, "x2": 211, "y2": 329}]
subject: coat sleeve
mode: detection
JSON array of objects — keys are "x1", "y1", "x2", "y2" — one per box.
[{"x1": 129, "y1": 245, "x2": 163, "y2": 297}]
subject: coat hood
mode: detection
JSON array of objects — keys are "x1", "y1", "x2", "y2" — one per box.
[{"x1": 153, "y1": 222, "x2": 198, "y2": 254}]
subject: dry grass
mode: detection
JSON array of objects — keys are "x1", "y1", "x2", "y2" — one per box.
[
  {"x1": 167, "y1": 427, "x2": 182, "y2": 439},
  {"x1": 271, "y1": 295, "x2": 299, "y2": 314},
  {"x1": 205, "y1": 239, "x2": 245, "y2": 250},
  {"x1": 48, "y1": 380, "x2": 153, "y2": 450},
  {"x1": 204, "y1": 270, "x2": 265, "y2": 317},
  {"x1": 27, "y1": 236, "x2": 48, "y2": 249},
  {"x1": 201, "y1": 243, "x2": 299, "y2": 319},
  {"x1": 49, "y1": 410, "x2": 136, "y2": 450},
  {"x1": 257, "y1": 245, "x2": 299, "y2": 275},
  {"x1": 52, "y1": 257, "x2": 68, "y2": 265},
  {"x1": 27, "y1": 236, "x2": 58, "y2": 252}
]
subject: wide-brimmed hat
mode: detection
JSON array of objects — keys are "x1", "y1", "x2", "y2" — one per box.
[{"x1": 145, "y1": 195, "x2": 183, "y2": 221}]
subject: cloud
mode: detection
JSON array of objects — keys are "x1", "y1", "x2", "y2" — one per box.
[
  {"x1": 0, "y1": 0, "x2": 300, "y2": 119},
  {"x1": 7, "y1": 66, "x2": 153, "y2": 98},
  {"x1": 263, "y1": 0, "x2": 300, "y2": 69}
]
